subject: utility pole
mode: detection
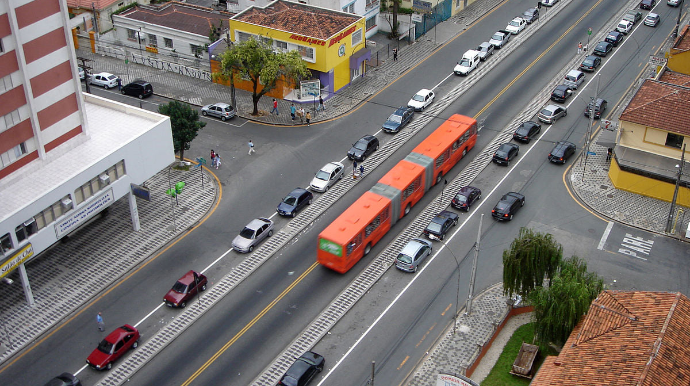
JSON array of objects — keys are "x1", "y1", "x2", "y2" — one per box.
[
  {"x1": 666, "y1": 144, "x2": 686, "y2": 234},
  {"x1": 223, "y1": 33, "x2": 237, "y2": 109},
  {"x1": 673, "y1": 0, "x2": 684, "y2": 38},
  {"x1": 582, "y1": 74, "x2": 600, "y2": 180},
  {"x1": 466, "y1": 214, "x2": 483, "y2": 315}
]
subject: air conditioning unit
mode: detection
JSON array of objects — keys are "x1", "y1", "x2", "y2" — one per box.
[
  {"x1": 99, "y1": 174, "x2": 110, "y2": 187},
  {"x1": 61, "y1": 197, "x2": 73, "y2": 210}
]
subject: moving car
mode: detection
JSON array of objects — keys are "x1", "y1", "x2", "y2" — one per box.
[
  {"x1": 347, "y1": 134, "x2": 379, "y2": 161},
  {"x1": 90, "y1": 72, "x2": 119, "y2": 89},
  {"x1": 277, "y1": 351, "x2": 325, "y2": 386},
  {"x1": 423, "y1": 210, "x2": 459, "y2": 240},
  {"x1": 548, "y1": 141, "x2": 577, "y2": 164},
  {"x1": 451, "y1": 186, "x2": 481, "y2": 211},
  {"x1": 489, "y1": 30, "x2": 511, "y2": 48},
  {"x1": 382, "y1": 106, "x2": 414, "y2": 133},
  {"x1": 77, "y1": 67, "x2": 85, "y2": 80},
  {"x1": 563, "y1": 70, "x2": 585, "y2": 89},
  {"x1": 579, "y1": 55, "x2": 601, "y2": 72},
  {"x1": 593, "y1": 41, "x2": 613, "y2": 56},
  {"x1": 394, "y1": 238, "x2": 433, "y2": 272},
  {"x1": 616, "y1": 20, "x2": 634, "y2": 34},
  {"x1": 584, "y1": 98, "x2": 607, "y2": 119},
  {"x1": 201, "y1": 102, "x2": 236, "y2": 121},
  {"x1": 407, "y1": 89, "x2": 435, "y2": 111},
  {"x1": 277, "y1": 188, "x2": 313, "y2": 217},
  {"x1": 86, "y1": 325, "x2": 140, "y2": 370},
  {"x1": 476, "y1": 42, "x2": 495, "y2": 61},
  {"x1": 232, "y1": 217, "x2": 274, "y2": 253},
  {"x1": 522, "y1": 8, "x2": 539, "y2": 24},
  {"x1": 120, "y1": 80, "x2": 153, "y2": 99},
  {"x1": 668, "y1": 0, "x2": 681, "y2": 6},
  {"x1": 491, "y1": 192, "x2": 525, "y2": 221},
  {"x1": 605, "y1": 31, "x2": 624, "y2": 46},
  {"x1": 644, "y1": 12, "x2": 660, "y2": 27},
  {"x1": 640, "y1": 0, "x2": 656, "y2": 9},
  {"x1": 163, "y1": 270, "x2": 207, "y2": 308},
  {"x1": 493, "y1": 143, "x2": 519, "y2": 166},
  {"x1": 538, "y1": 104, "x2": 567, "y2": 123},
  {"x1": 44, "y1": 373, "x2": 81, "y2": 386},
  {"x1": 310, "y1": 161, "x2": 344, "y2": 192},
  {"x1": 551, "y1": 84, "x2": 574, "y2": 103},
  {"x1": 505, "y1": 17, "x2": 526, "y2": 34},
  {"x1": 540, "y1": 0, "x2": 558, "y2": 6},
  {"x1": 623, "y1": 9, "x2": 643, "y2": 24},
  {"x1": 454, "y1": 50, "x2": 480, "y2": 76},
  {"x1": 512, "y1": 121, "x2": 541, "y2": 143}
]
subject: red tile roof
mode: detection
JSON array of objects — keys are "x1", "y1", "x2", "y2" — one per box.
[
  {"x1": 118, "y1": 2, "x2": 232, "y2": 36},
  {"x1": 672, "y1": 24, "x2": 690, "y2": 52},
  {"x1": 531, "y1": 291, "x2": 690, "y2": 386},
  {"x1": 620, "y1": 79, "x2": 690, "y2": 136},
  {"x1": 232, "y1": 0, "x2": 360, "y2": 40}
]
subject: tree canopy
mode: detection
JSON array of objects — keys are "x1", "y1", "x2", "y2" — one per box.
[
  {"x1": 215, "y1": 37, "x2": 311, "y2": 115},
  {"x1": 158, "y1": 101, "x2": 206, "y2": 161}
]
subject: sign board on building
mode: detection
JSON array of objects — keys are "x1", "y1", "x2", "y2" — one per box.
[
  {"x1": 55, "y1": 189, "x2": 114, "y2": 238},
  {"x1": 648, "y1": 55, "x2": 667, "y2": 67},
  {"x1": 411, "y1": 13, "x2": 423, "y2": 23},
  {"x1": 300, "y1": 80, "x2": 321, "y2": 99},
  {"x1": 602, "y1": 119, "x2": 617, "y2": 131},
  {"x1": 131, "y1": 183, "x2": 151, "y2": 201},
  {"x1": 0, "y1": 243, "x2": 34, "y2": 279},
  {"x1": 412, "y1": 0, "x2": 433, "y2": 13},
  {"x1": 436, "y1": 374, "x2": 479, "y2": 386}
]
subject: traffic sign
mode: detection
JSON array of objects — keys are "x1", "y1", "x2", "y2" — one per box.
[
  {"x1": 588, "y1": 27, "x2": 592, "y2": 35},
  {"x1": 587, "y1": 151, "x2": 596, "y2": 155},
  {"x1": 602, "y1": 119, "x2": 618, "y2": 131},
  {"x1": 649, "y1": 55, "x2": 667, "y2": 67}
]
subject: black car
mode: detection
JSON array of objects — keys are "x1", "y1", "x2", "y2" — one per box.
[
  {"x1": 277, "y1": 188, "x2": 313, "y2": 217},
  {"x1": 579, "y1": 55, "x2": 601, "y2": 72},
  {"x1": 382, "y1": 106, "x2": 414, "y2": 133},
  {"x1": 593, "y1": 41, "x2": 613, "y2": 57},
  {"x1": 491, "y1": 192, "x2": 525, "y2": 221},
  {"x1": 347, "y1": 135, "x2": 379, "y2": 161},
  {"x1": 278, "y1": 351, "x2": 325, "y2": 386},
  {"x1": 605, "y1": 31, "x2": 624, "y2": 46},
  {"x1": 493, "y1": 143, "x2": 519, "y2": 166},
  {"x1": 423, "y1": 210, "x2": 459, "y2": 240},
  {"x1": 584, "y1": 98, "x2": 607, "y2": 119},
  {"x1": 640, "y1": 0, "x2": 655, "y2": 9},
  {"x1": 44, "y1": 373, "x2": 81, "y2": 386},
  {"x1": 451, "y1": 186, "x2": 481, "y2": 211},
  {"x1": 121, "y1": 80, "x2": 153, "y2": 99},
  {"x1": 522, "y1": 8, "x2": 539, "y2": 23},
  {"x1": 550, "y1": 84, "x2": 574, "y2": 103},
  {"x1": 548, "y1": 141, "x2": 577, "y2": 164},
  {"x1": 512, "y1": 121, "x2": 541, "y2": 143}
]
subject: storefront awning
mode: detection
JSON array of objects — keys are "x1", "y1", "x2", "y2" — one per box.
[
  {"x1": 596, "y1": 129, "x2": 617, "y2": 148},
  {"x1": 350, "y1": 47, "x2": 371, "y2": 68}
]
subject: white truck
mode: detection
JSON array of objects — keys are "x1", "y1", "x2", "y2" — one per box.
[{"x1": 489, "y1": 30, "x2": 511, "y2": 48}]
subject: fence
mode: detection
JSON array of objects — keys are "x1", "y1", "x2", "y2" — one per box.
[{"x1": 414, "y1": 0, "x2": 453, "y2": 39}]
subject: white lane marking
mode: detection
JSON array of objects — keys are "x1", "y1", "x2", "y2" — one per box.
[
  {"x1": 73, "y1": 364, "x2": 89, "y2": 376},
  {"x1": 435, "y1": 73, "x2": 454, "y2": 90},
  {"x1": 135, "y1": 303, "x2": 165, "y2": 328},
  {"x1": 598, "y1": 221, "x2": 614, "y2": 250},
  {"x1": 618, "y1": 233, "x2": 653, "y2": 260},
  {"x1": 202, "y1": 248, "x2": 235, "y2": 274}
]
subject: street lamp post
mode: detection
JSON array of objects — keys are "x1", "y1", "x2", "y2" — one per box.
[
  {"x1": 666, "y1": 145, "x2": 686, "y2": 234},
  {"x1": 428, "y1": 234, "x2": 462, "y2": 334},
  {"x1": 673, "y1": 0, "x2": 684, "y2": 38},
  {"x1": 466, "y1": 214, "x2": 483, "y2": 315}
]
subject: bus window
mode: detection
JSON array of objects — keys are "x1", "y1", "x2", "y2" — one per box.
[
  {"x1": 346, "y1": 233, "x2": 363, "y2": 256},
  {"x1": 365, "y1": 215, "x2": 381, "y2": 237}
]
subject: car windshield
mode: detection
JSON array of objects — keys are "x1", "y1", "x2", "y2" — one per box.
[
  {"x1": 412, "y1": 94, "x2": 425, "y2": 102},
  {"x1": 459, "y1": 59, "x2": 470, "y2": 66},
  {"x1": 315, "y1": 170, "x2": 330, "y2": 180},
  {"x1": 516, "y1": 127, "x2": 529, "y2": 135},
  {"x1": 283, "y1": 196, "x2": 297, "y2": 206},
  {"x1": 523, "y1": 11, "x2": 532, "y2": 17},
  {"x1": 427, "y1": 222, "x2": 443, "y2": 233},
  {"x1": 597, "y1": 43, "x2": 606, "y2": 50},
  {"x1": 540, "y1": 108, "x2": 553, "y2": 116},
  {"x1": 510, "y1": 20, "x2": 520, "y2": 27},
  {"x1": 478, "y1": 45, "x2": 488, "y2": 52},
  {"x1": 492, "y1": 33, "x2": 502, "y2": 40},
  {"x1": 354, "y1": 140, "x2": 368, "y2": 150},
  {"x1": 97, "y1": 339, "x2": 115, "y2": 355},
  {"x1": 388, "y1": 114, "x2": 403, "y2": 123},
  {"x1": 607, "y1": 34, "x2": 616, "y2": 40},
  {"x1": 496, "y1": 149, "x2": 508, "y2": 157},
  {"x1": 583, "y1": 58, "x2": 594, "y2": 66},
  {"x1": 455, "y1": 194, "x2": 467, "y2": 203},
  {"x1": 239, "y1": 227, "x2": 255, "y2": 239},
  {"x1": 397, "y1": 254, "x2": 412, "y2": 264},
  {"x1": 171, "y1": 281, "x2": 187, "y2": 293}
]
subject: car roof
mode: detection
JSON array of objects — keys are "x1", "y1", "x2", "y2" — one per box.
[
  {"x1": 246, "y1": 217, "x2": 271, "y2": 230},
  {"x1": 95, "y1": 72, "x2": 115, "y2": 77},
  {"x1": 543, "y1": 104, "x2": 559, "y2": 112},
  {"x1": 459, "y1": 186, "x2": 478, "y2": 194},
  {"x1": 498, "y1": 142, "x2": 518, "y2": 150},
  {"x1": 105, "y1": 325, "x2": 136, "y2": 343},
  {"x1": 360, "y1": 134, "x2": 377, "y2": 141},
  {"x1": 213, "y1": 103, "x2": 231, "y2": 108},
  {"x1": 129, "y1": 79, "x2": 150, "y2": 85},
  {"x1": 288, "y1": 187, "x2": 308, "y2": 197},
  {"x1": 417, "y1": 88, "x2": 432, "y2": 95},
  {"x1": 511, "y1": 16, "x2": 524, "y2": 21},
  {"x1": 566, "y1": 69, "x2": 583, "y2": 76},
  {"x1": 401, "y1": 238, "x2": 431, "y2": 255},
  {"x1": 177, "y1": 270, "x2": 199, "y2": 285},
  {"x1": 647, "y1": 12, "x2": 659, "y2": 17},
  {"x1": 321, "y1": 162, "x2": 343, "y2": 172},
  {"x1": 479, "y1": 42, "x2": 492, "y2": 47},
  {"x1": 554, "y1": 84, "x2": 570, "y2": 90},
  {"x1": 393, "y1": 106, "x2": 410, "y2": 114},
  {"x1": 464, "y1": 49, "x2": 481, "y2": 57},
  {"x1": 504, "y1": 192, "x2": 524, "y2": 201}
]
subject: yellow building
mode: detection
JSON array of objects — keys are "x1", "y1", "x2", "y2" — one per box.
[
  {"x1": 668, "y1": 25, "x2": 690, "y2": 75},
  {"x1": 218, "y1": 0, "x2": 369, "y2": 101}
]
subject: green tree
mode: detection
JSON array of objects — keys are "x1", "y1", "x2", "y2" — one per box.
[
  {"x1": 158, "y1": 101, "x2": 206, "y2": 161},
  {"x1": 529, "y1": 256, "x2": 604, "y2": 350},
  {"x1": 502, "y1": 227, "x2": 563, "y2": 299},
  {"x1": 215, "y1": 37, "x2": 311, "y2": 115}
]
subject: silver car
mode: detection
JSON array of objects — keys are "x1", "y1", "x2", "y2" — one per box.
[
  {"x1": 476, "y1": 42, "x2": 494, "y2": 61},
  {"x1": 538, "y1": 104, "x2": 567, "y2": 124},
  {"x1": 394, "y1": 238, "x2": 433, "y2": 273},
  {"x1": 90, "y1": 72, "x2": 119, "y2": 89},
  {"x1": 310, "y1": 162, "x2": 344, "y2": 192},
  {"x1": 201, "y1": 103, "x2": 236, "y2": 121},
  {"x1": 232, "y1": 217, "x2": 274, "y2": 253}
]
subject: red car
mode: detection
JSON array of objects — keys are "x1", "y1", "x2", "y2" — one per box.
[
  {"x1": 86, "y1": 324, "x2": 140, "y2": 370},
  {"x1": 163, "y1": 270, "x2": 207, "y2": 308}
]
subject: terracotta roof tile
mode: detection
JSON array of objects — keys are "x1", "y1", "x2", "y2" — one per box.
[
  {"x1": 658, "y1": 70, "x2": 690, "y2": 87},
  {"x1": 672, "y1": 24, "x2": 690, "y2": 51},
  {"x1": 118, "y1": 2, "x2": 232, "y2": 37},
  {"x1": 619, "y1": 79, "x2": 690, "y2": 136},
  {"x1": 232, "y1": 0, "x2": 360, "y2": 40}
]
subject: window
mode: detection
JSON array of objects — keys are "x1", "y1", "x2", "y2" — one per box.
[
  {"x1": 365, "y1": 214, "x2": 382, "y2": 237},
  {"x1": 366, "y1": 16, "x2": 377, "y2": 31},
  {"x1": 4, "y1": 110, "x2": 21, "y2": 128},
  {"x1": 164, "y1": 38, "x2": 173, "y2": 49},
  {"x1": 0, "y1": 74, "x2": 12, "y2": 93},
  {"x1": 275, "y1": 40, "x2": 288, "y2": 51},
  {"x1": 190, "y1": 44, "x2": 202, "y2": 57},
  {"x1": 0, "y1": 39, "x2": 4, "y2": 53},
  {"x1": 297, "y1": 45, "x2": 314, "y2": 60},
  {"x1": 148, "y1": 34, "x2": 157, "y2": 47},
  {"x1": 402, "y1": 177, "x2": 421, "y2": 200},
  {"x1": 127, "y1": 29, "x2": 136, "y2": 41},
  {"x1": 14, "y1": 142, "x2": 27, "y2": 158},
  {"x1": 0, "y1": 233, "x2": 12, "y2": 256},
  {"x1": 352, "y1": 29, "x2": 363, "y2": 47},
  {"x1": 665, "y1": 133, "x2": 684, "y2": 149},
  {"x1": 436, "y1": 153, "x2": 445, "y2": 168},
  {"x1": 348, "y1": 3, "x2": 355, "y2": 12},
  {"x1": 346, "y1": 234, "x2": 362, "y2": 256},
  {"x1": 236, "y1": 31, "x2": 252, "y2": 43}
]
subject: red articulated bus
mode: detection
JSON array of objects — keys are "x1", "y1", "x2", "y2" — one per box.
[{"x1": 318, "y1": 114, "x2": 477, "y2": 273}]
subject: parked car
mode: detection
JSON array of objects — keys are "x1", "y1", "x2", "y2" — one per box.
[
  {"x1": 579, "y1": 55, "x2": 601, "y2": 72},
  {"x1": 77, "y1": 67, "x2": 85, "y2": 80},
  {"x1": 90, "y1": 72, "x2": 119, "y2": 89},
  {"x1": 593, "y1": 41, "x2": 614, "y2": 56},
  {"x1": 522, "y1": 8, "x2": 539, "y2": 23},
  {"x1": 120, "y1": 80, "x2": 153, "y2": 99},
  {"x1": 86, "y1": 325, "x2": 140, "y2": 370},
  {"x1": 505, "y1": 17, "x2": 526, "y2": 34},
  {"x1": 232, "y1": 217, "x2": 274, "y2": 253},
  {"x1": 668, "y1": 0, "x2": 681, "y2": 6},
  {"x1": 489, "y1": 30, "x2": 511, "y2": 48},
  {"x1": 623, "y1": 9, "x2": 643, "y2": 24},
  {"x1": 277, "y1": 351, "x2": 325, "y2": 386},
  {"x1": 451, "y1": 186, "x2": 481, "y2": 211},
  {"x1": 538, "y1": 104, "x2": 567, "y2": 123},
  {"x1": 310, "y1": 161, "x2": 344, "y2": 192},
  {"x1": 605, "y1": 31, "x2": 624, "y2": 46},
  {"x1": 540, "y1": 0, "x2": 558, "y2": 6},
  {"x1": 584, "y1": 98, "x2": 607, "y2": 119},
  {"x1": 644, "y1": 12, "x2": 660, "y2": 27},
  {"x1": 616, "y1": 20, "x2": 634, "y2": 34},
  {"x1": 407, "y1": 89, "x2": 435, "y2": 111},
  {"x1": 382, "y1": 106, "x2": 414, "y2": 133},
  {"x1": 201, "y1": 102, "x2": 236, "y2": 121},
  {"x1": 423, "y1": 210, "x2": 459, "y2": 240},
  {"x1": 44, "y1": 373, "x2": 81, "y2": 386},
  {"x1": 394, "y1": 238, "x2": 433, "y2": 272},
  {"x1": 163, "y1": 270, "x2": 207, "y2": 308},
  {"x1": 551, "y1": 84, "x2": 574, "y2": 103},
  {"x1": 640, "y1": 0, "x2": 656, "y2": 9},
  {"x1": 493, "y1": 143, "x2": 520, "y2": 166},
  {"x1": 277, "y1": 188, "x2": 313, "y2": 217},
  {"x1": 563, "y1": 70, "x2": 585, "y2": 89},
  {"x1": 476, "y1": 42, "x2": 495, "y2": 61},
  {"x1": 548, "y1": 141, "x2": 577, "y2": 164},
  {"x1": 347, "y1": 134, "x2": 379, "y2": 161},
  {"x1": 454, "y1": 50, "x2": 480, "y2": 76},
  {"x1": 491, "y1": 192, "x2": 525, "y2": 221},
  {"x1": 512, "y1": 121, "x2": 541, "y2": 143}
]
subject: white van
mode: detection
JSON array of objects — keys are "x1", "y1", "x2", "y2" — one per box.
[{"x1": 454, "y1": 50, "x2": 481, "y2": 76}]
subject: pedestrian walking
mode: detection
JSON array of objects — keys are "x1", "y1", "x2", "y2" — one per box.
[
  {"x1": 215, "y1": 153, "x2": 222, "y2": 169},
  {"x1": 210, "y1": 149, "x2": 216, "y2": 168},
  {"x1": 583, "y1": 43, "x2": 588, "y2": 52},
  {"x1": 317, "y1": 96, "x2": 325, "y2": 112},
  {"x1": 248, "y1": 140, "x2": 255, "y2": 155},
  {"x1": 270, "y1": 99, "x2": 279, "y2": 115},
  {"x1": 606, "y1": 148, "x2": 613, "y2": 162},
  {"x1": 96, "y1": 312, "x2": 105, "y2": 332},
  {"x1": 290, "y1": 104, "x2": 296, "y2": 120},
  {"x1": 359, "y1": 165, "x2": 365, "y2": 177},
  {"x1": 117, "y1": 78, "x2": 122, "y2": 92},
  {"x1": 393, "y1": 48, "x2": 398, "y2": 61},
  {"x1": 353, "y1": 160, "x2": 358, "y2": 177},
  {"x1": 578, "y1": 42, "x2": 582, "y2": 54},
  {"x1": 299, "y1": 107, "x2": 305, "y2": 123},
  {"x1": 306, "y1": 111, "x2": 311, "y2": 126}
]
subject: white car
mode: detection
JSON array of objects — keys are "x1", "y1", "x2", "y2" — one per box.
[
  {"x1": 90, "y1": 72, "x2": 119, "y2": 89},
  {"x1": 453, "y1": 50, "x2": 480, "y2": 76},
  {"x1": 77, "y1": 67, "x2": 85, "y2": 80},
  {"x1": 616, "y1": 20, "x2": 634, "y2": 34},
  {"x1": 540, "y1": 0, "x2": 558, "y2": 6},
  {"x1": 310, "y1": 161, "x2": 344, "y2": 192},
  {"x1": 407, "y1": 89, "x2": 435, "y2": 111},
  {"x1": 505, "y1": 17, "x2": 526, "y2": 34}
]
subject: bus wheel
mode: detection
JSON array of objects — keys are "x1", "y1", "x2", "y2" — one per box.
[
  {"x1": 462, "y1": 148, "x2": 467, "y2": 158},
  {"x1": 364, "y1": 244, "x2": 371, "y2": 256},
  {"x1": 436, "y1": 173, "x2": 443, "y2": 185},
  {"x1": 404, "y1": 204, "x2": 411, "y2": 216}
]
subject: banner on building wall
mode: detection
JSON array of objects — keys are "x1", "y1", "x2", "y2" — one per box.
[
  {"x1": 0, "y1": 243, "x2": 34, "y2": 279},
  {"x1": 128, "y1": 54, "x2": 212, "y2": 81},
  {"x1": 436, "y1": 374, "x2": 479, "y2": 386},
  {"x1": 55, "y1": 189, "x2": 114, "y2": 238},
  {"x1": 300, "y1": 80, "x2": 321, "y2": 99}
]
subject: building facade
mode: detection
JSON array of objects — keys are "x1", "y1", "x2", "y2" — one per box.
[{"x1": 67, "y1": 0, "x2": 146, "y2": 33}]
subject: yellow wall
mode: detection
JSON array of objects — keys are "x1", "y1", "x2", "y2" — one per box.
[
  {"x1": 619, "y1": 121, "x2": 687, "y2": 159},
  {"x1": 668, "y1": 46, "x2": 690, "y2": 75},
  {"x1": 333, "y1": 59, "x2": 351, "y2": 93},
  {"x1": 609, "y1": 158, "x2": 690, "y2": 206}
]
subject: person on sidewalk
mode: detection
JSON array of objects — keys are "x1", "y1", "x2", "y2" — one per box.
[
  {"x1": 96, "y1": 312, "x2": 105, "y2": 332},
  {"x1": 299, "y1": 107, "x2": 305, "y2": 124},
  {"x1": 210, "y1": 150, "x2": 216, "y2": 168},
  {"x1": 215, "y1": 153, "x2": 222, "y2": 169},
  {"x1": 393, "y1": 48, "x2": 398, "y2": 61},
  {"x1": 306, "y1": 111, "x2": 311, "y2": 126},
  {"x1": 353, "y1": 160, "x2": 358, "y2": 177},
  {"x1": 290, "y1": 103, "x2": 296, "y2": 120},
  {"x1": 270, "y1": 99, "x2": 279, "y2": 115},
  {"x1": 117, "y1": 78, "x2": 122, "y2": 92},
  {"x1": 248, "y1": 140, "x2": 255, "y2": 155},
  {"x1": 317, "y1": 96, "x2": 325, "y2": 112},
  {"x1": 578, "y1": 42, "x2": 582, "y2": 54}
]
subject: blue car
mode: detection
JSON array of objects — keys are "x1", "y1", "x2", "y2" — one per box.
[{"x1": 277, "y1": 188, "x2": 313, "y2": 217}]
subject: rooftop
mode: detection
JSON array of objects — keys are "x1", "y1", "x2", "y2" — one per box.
[
  {"x1": 620, "y1": 78, "x2": 690, "y2": 136},
  {"x1": 118, "y1": 2, "x2": 233, "y2": 37}
]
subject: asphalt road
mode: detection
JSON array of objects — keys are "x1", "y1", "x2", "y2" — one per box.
[{"x1": 4, "y1": 0, "x2": 688, "y2": 385}]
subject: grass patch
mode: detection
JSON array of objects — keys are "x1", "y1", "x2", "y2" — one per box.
[{"x1": 480, "y1": 323, "x2": 557, "y2": 386}]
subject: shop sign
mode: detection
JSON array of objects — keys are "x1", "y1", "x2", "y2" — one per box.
[
  {"x1": 289, "y1": 34, "x2": 326, "y2": 46},
  {"x1": 329, "y1": 26, "x2": 357, "y2": 47},
  {"x1": 0, "y1": 243, "x2": 34, "y2": 279},
  {"x1": 300, "y1": 80, "x2": 321, "y2": 99},
  {"x1": 55, "y1": 189, "x2": 114, "y2": 238},
  {"x1": 436, "y1": 374, "x2": 479, "y2": 386}
]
